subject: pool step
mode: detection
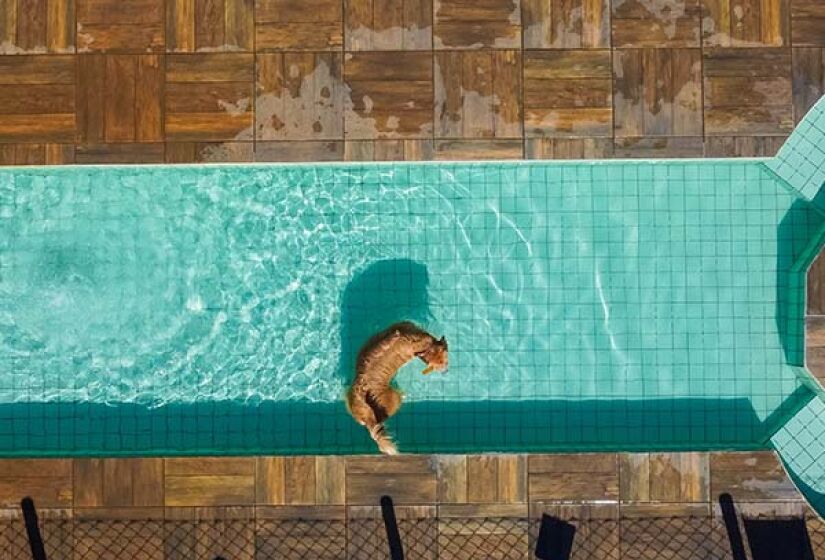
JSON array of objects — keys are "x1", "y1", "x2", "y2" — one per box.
[
  {"x1": 767, "y1": 95, "x2": 825, "y2": 208},
  {"x1": 771, "y1": 395, "x2": 825, "y2": 519}
]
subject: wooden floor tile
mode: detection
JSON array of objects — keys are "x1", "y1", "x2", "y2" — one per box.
[
  {"x1": 346, "y1": 456, "x2": 437, "y2": 505},
  {"x1": 77, "y1": 0, "x2": 164, "y2": 52},
  {"x1": 703, "y1": 48, "x2": 793, "y2": 135},
  {"x1": 525, "y1": 137, "x2": 613, "y2": 158},
  {"x1": 793, "y1": 47, "x2": 825, "y2": 123},
  {"x1": 165, "y1": 53, "x2": 253, "y2": 141},
  {"x1": 76, "y1": 54, "x2": 162, "y2": 143},
  {"x1": 256, "y1": 52, "x2": 343, "y2": 141},
  {"x1": 702, "y1": 0, "x2": 788, "y2": 47},
  {"x1": 0, "y1": 0, "x2": 74, "y2": 53},
  {"x1": 0, "y1": 143, "x2": 74, "y2": 164},
  {"x1": 344, "y1": 51, "x2": 433, "y2": 139},
  {"x1": 524, "y1": 49, "x2": 612, "y2": 138},
  {"x1": 434, "y1": 0, "x2": 521, "y2": 49},
  {"x1": 710, "y1": 451, "x2": 800, "y2": 501},
  {"x1": 0, "y1": 459, "x2": 72, "y2": 508},
  {"x1": 612, "y1": 0, "x2": 701, "y2": 47},
  {"x1": 345, "y1": 0, "x2": 432, "y2": 50},
  {"x1": 613, "y1": 48, "x2": 702, "y2": 138},
  {"x1": 522, "y1": 0, "x2": 609, "y2": 48},
  {"x1": 792, "y1": 0, "x2": 825, "y2": 46},
  {"x1": 166, "y1": 0, "x2": 253, "y2": 52},
  {"x1": 434, "y1": 139, "x2": 523, "y2": 159},
  {"x1": 255, "y1": 0, "x2": 343, "y2": 51},
  {"x1": 528, "y1": 454, "x2": 619, "y2": 501},
  {"x1": 165, "y1": 458, "x2": 255, "y2": 506},
  {"x1": 343, "y1": 139, "x2": 435, "y2": 160},
  {"x1": 0, "y1": 55, "x2": 75, "y2": 142},
  {"x1": 435, "y1": 50, "x2": 521, "y2": 138}
]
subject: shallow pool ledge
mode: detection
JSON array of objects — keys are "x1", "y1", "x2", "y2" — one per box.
[{"x1": 769, "y1": 95, "x2": 825, "y2": 520}]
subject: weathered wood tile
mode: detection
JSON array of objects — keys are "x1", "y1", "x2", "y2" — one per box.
[
  {"x1": 522, "y1": 0, "x2": 609, "y2": 48},
  {"x1": 166, "y1": 0, "x2": 253, "y2": 52},
  {"x1": 344, "y1": 51, "x2": 433, "y2": 139},
  {"x1": 792, "y1": 0, "x2": 825, "y2": 46},
  {"x1": 0, "y1": 143, "x2": 74, "y2": 164},
  {"x1": 315, "y1": 456, "x2": 346, "y2": 505},
  {"x1": 0, "y1": 459, "x2": 72, "y2": 507},
  {"x1": 0, "y1": 55, "x2": 74, "y2": 142},
  {"x1": 165, "y1": 53, "x2": 253, "y2": 141},
  {"x1": 165, "y1": 141, "x2": 253, "y2": 161},
  {"x1": 710, "y1": 451, "x2": 800, "y2": 501},
  {"x1": 613, "y1": 48, "x2": 703, "y2": 138},
  {"x1": 344, "y1": 139, "x2": 435, "y2": 160},
  {"x1": 702, "y1": 0, "x2": 788, "y2": 46},
  {"x1": 77, "y1": 0, "x2": 164, "y2": 52},
  {"x1": 525, "y1": 137, "x2": 613, "y2": 158},
  {"x1": 524, "y1": 49, "x2": 612, "y2": 137},
  {"x1": 703, "y1": 135, "x2": 786, "y2": 156},
  {"x1": 703, "y1": 48, "x2": 793, "y2": 135},
  {"x1": 256, "y1": 0, "x2": 343, "y2": 50},
  {"x1": 528, "y1": 454, "x2": 619, "y2": 501},
  {"x1": 255, "y1": 140, "x2": 345, "y2": 161},
  {"x1": 72, "y1": 458, "x2": 163, "y2": 507},
  {"x1": 436, "y1": 455, "x2": 527, "y2": 503},
  {"x1": 76, "y1": 54, "x2": 162, "y2": 143},
  {"x1": 256, "y1": 52, "x2": 343, "y2": 141},
  {"x1": 348, "y1": 505, "x2": 437, "y2": 559},
  {"x1": 614, "y1": 136, "x2": 704, "y2": 157},
  {"x1": 346, "y1": 456, "x2": 437, "y2": 505},
  {"x1": 165, "y1": 457, "x2": 255, "y2": 506},
  {"x1": 793, "y1": 47, "x2": 825, "y2": 123},
  {"x1": 0, "y1": 0, "x2": 74, "y2": 53},
  {"x1": 612, "y1": 0, "x2": 702, "y2": 47},
  {"x1": 435, "y1": 50, "x2": 522, "y2": 138},
  {"x1": 257, "y1": 506, "x2": 347, "y2": 559},
  {"x1": 345, "y1": 0, "x2": 432, "y2": 50},
  {"x1": 434, "y1": 0, "x2": 521, "y2": 49}
]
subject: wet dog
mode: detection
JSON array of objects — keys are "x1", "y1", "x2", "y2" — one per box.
[{"x1": 346, "y1": 321, "x2": 448, "y2": 455}]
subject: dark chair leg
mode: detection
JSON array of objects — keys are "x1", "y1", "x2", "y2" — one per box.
[
  {"x1": 719, "y1": 493, "x2": 748, "y2": 560},
  {"x1": 381, "y1": 495, "x2": 404, "y2": 560},
  {"x1": 20, "y1": 497, "x2": 48, "y2": 560}
]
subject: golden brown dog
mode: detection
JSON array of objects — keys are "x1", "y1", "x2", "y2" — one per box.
[{"x1": 346, "y1": 321, "x2": 448, "y2": 454}]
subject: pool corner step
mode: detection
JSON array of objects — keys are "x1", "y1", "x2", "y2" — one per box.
[
  {"x1": 771, "y1": 395, "x2": 825, "y2": 519},
  {"x1": 767, "y1": 95, "x2": 825, "y2": 207}
]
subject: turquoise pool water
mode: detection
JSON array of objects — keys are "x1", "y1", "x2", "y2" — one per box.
[{"x1": 1, "y1": 156, "x2": 822, "y2": 456}]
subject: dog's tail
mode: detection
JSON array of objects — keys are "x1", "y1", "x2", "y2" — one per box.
[{"x1": 369, "y1": 423, "x2": 398, "y2": 455}]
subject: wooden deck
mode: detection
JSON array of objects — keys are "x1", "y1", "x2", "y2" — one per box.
[
  {"x1": 1, "y1": 451, "x2": 825, "y2": 558},
  {"x1": 0, "y1": 0, "x2": 822, "y2": 163}
]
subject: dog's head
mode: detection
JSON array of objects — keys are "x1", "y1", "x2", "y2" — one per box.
[{"x1": 420, "y1": 336, "x2": 448, "y2": 375}]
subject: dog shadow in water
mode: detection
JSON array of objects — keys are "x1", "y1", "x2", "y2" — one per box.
[{"x1": 337, "y1": 259, "x2": 432, "y2": 387}]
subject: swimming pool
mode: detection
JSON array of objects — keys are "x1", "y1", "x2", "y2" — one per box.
[{"x1": 1, "y1": 99, "x2": 824, "y2": 494}]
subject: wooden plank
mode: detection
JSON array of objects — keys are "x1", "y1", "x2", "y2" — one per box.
[
  {"x1": 525, "y1": 137, "x2": 613, "y2": 159},
  {"x1": 136, "y1": 54, "x2": 163, "y2": 142},
  {"x1": 195, "y1": 0, "x2": 225, "y2": 49},
  {"x1": 467, "y1": 456, "x2": 498, "y2": 503},
  {"x1": 710, "y1": 451, "x2": 799, "y2": 500},
  {"x1": 524, "y1": 107, "x2": 613, "y2": 137},
  {"x1": 166, "y1": 53, "x2": 254, "y2": 82},
  {"x1": 17, "y1": 0, "x2": 47, "y2": 50},
  {"x1": 103, "y1": 54, "x2": 137, "y2": 142},
  {"x1": 255, "y1": 140, "x2": 344, "y2": 161},
  {"x1": 0, "y1": 459, "x2": 72, "y2": 507},
  {"x1": 436, "y1": 455, "x2": 468, "y2": 503},
  {"x1": 0, "y1": 0, "x2": 17, "y2": 47},
  {"x1": 167, "y1": 0, "x2": 195, "y2": 51},
  {"x1": 0, "y1": 84, "x2": 74, "y2": 114},
  {"x1": 224, "y1": 0, "x2": 253, "y2": 50},
  {"x1": 76, "y1": 54, "x2": 105, "y2": 142},
  {"x1": 493, "y1": 49, "x2": 521, "y2": 137},
  {"x1": 284, "y1": 457, "x2": 316, "y2": 505},
  {"x1": 0, "y1": 55, "x2": 74, "y2": 84},
  {"x1": 165, "y1": 475, "x2": 255, "y2": 506},
  {"x1": 165, "y1": 112, "x2": 252, "y2": 141},
  {"x1": 47, "y1": 0, "x2": 74, "y2": 51},
  {"x1": 44, "y1": 143, "x2": 74, "y2": 163},
  {"x1": 166, "y1": 457, "x2": 254, "y2": 476},
  {"x1": 102, "y1": 459, "x2": 134, "y2": 507},
  {"x1": 256, "y1": 22, "x2": 343, "y2": 50},
  {"x1": 73, "y1": 459, "x2": 104, "y2": 507},
  {"x1": 75, "y1": 142, "x2": 165, "y2": 163},
  {"x1": 255, "y1": 457, "x2": 285, "y2": 505},
  {"x1": 614, "y1": 136, "x2": 703, "y2": 157},
  {"x1": 77, "y1": 23, "x2": 164, "y2": 52},
  {"x1": 256, "y1": 0, "x2": 342, "y2": 22},
  {"x1": 0, "y1": 113, "x2": 75, "y2": 142},
  {"x1": 166, "y1": 81, "x2": 252, "y2": 113},
  {"x1": 496, "y1": 455, "x2": 526, "y2": 503},
  {"x1": 793, "y1": 47, "x2": 825, "y2": 124},
  {"x1": 434, "y1": 139, "x2": 523, "y2": 159},
  {"x1": 132, "y1": 459, "x2": 164, "y2": 507},
  {"x1": 315, "y1": 456, "x2": 345, "y2": 505}
]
